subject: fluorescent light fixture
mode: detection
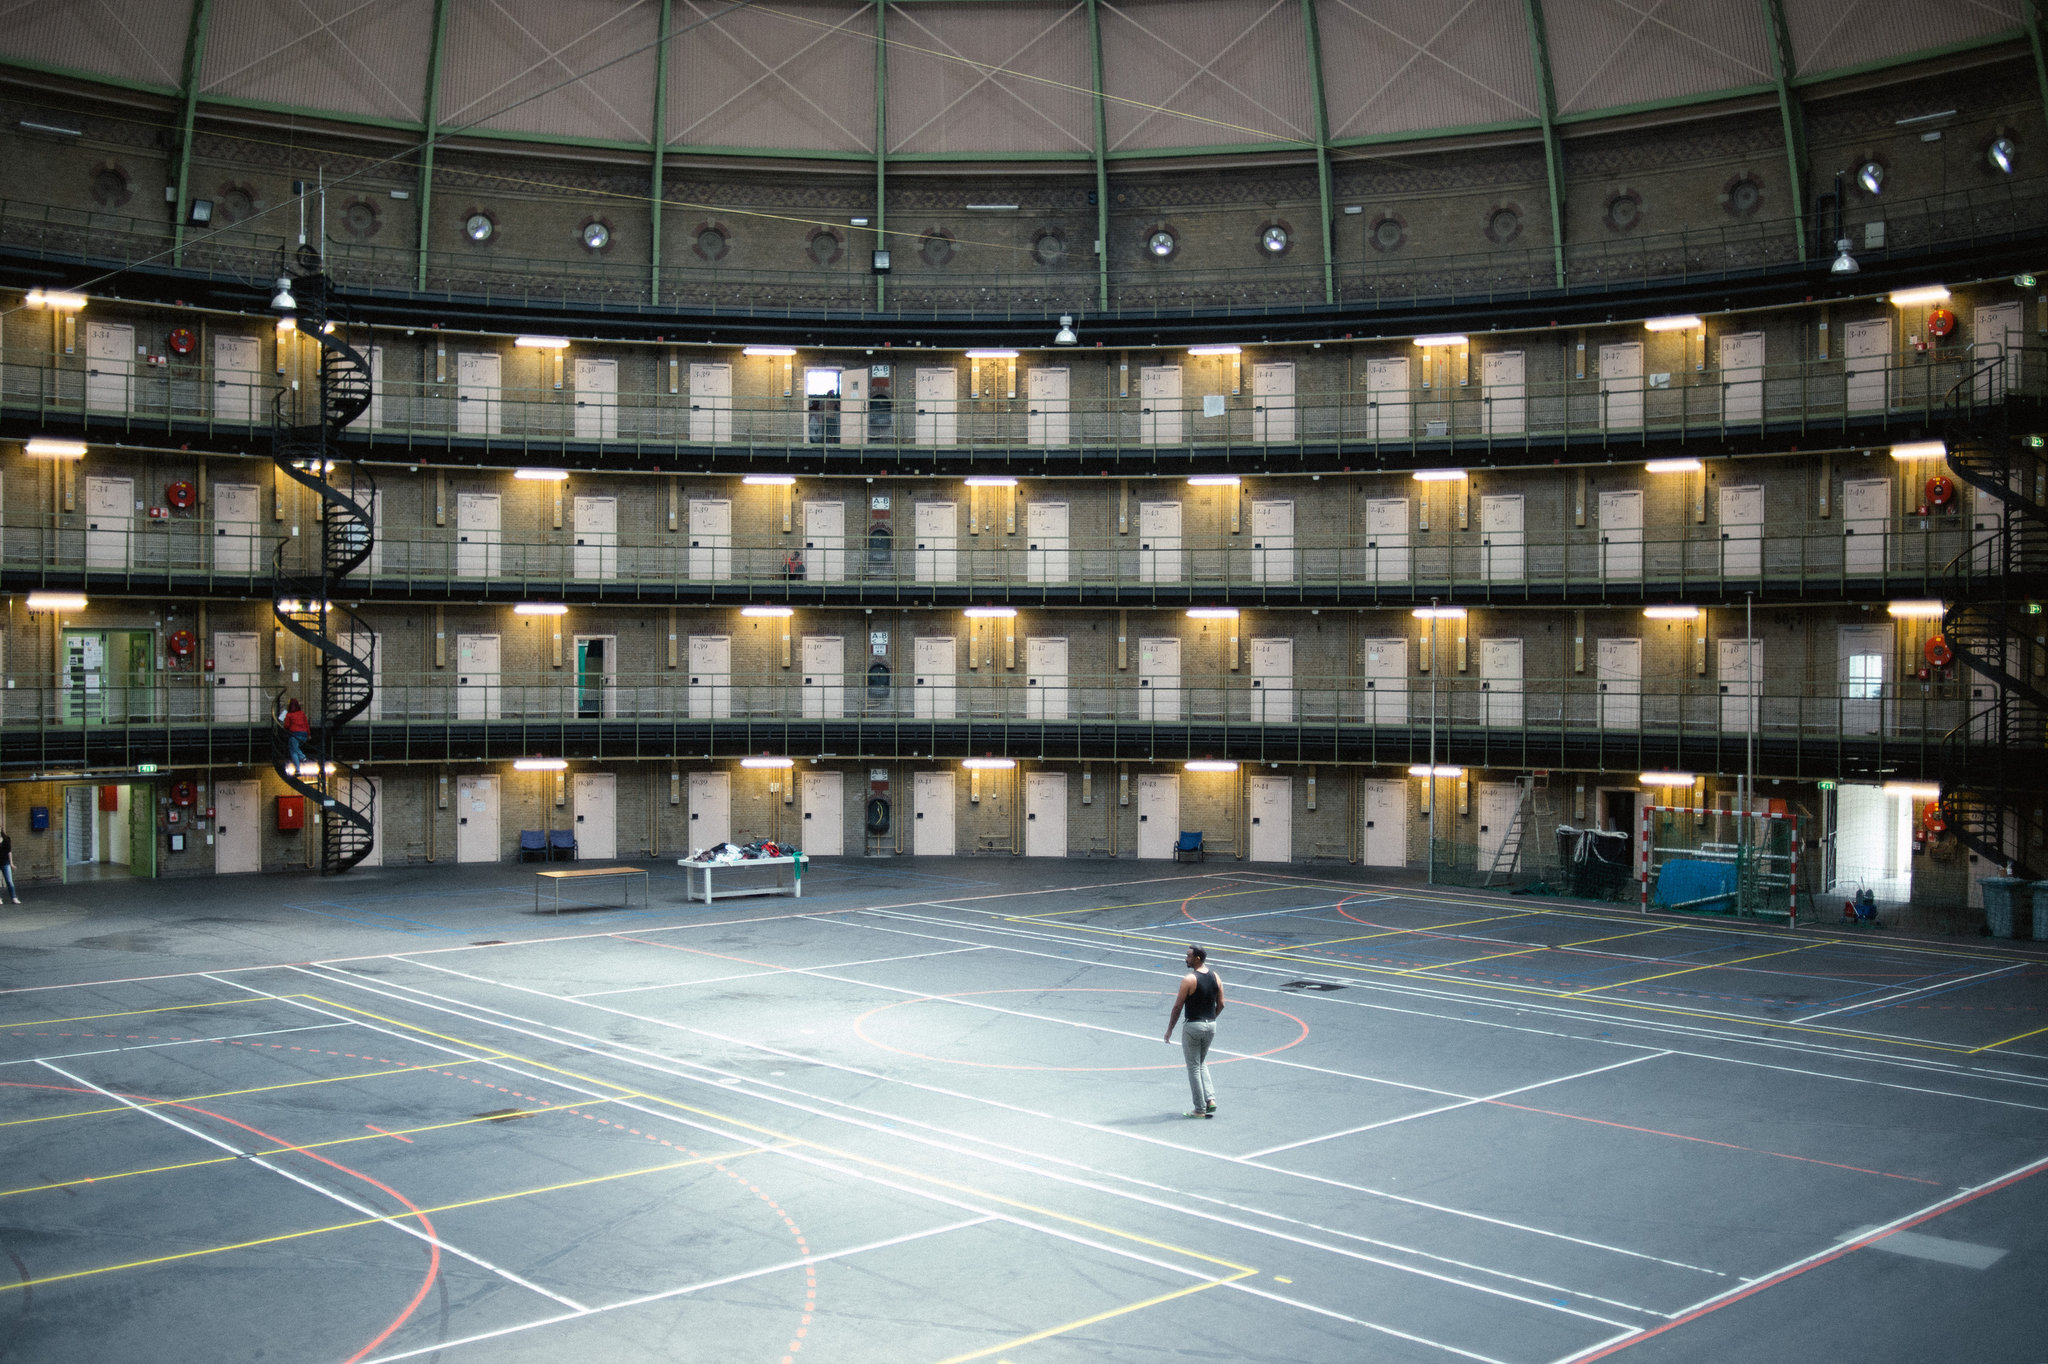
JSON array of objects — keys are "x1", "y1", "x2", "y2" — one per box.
[
  {"x1": 24, "y1": 439, "x2": 86, "y2": 458},
  {"x1": 25, "y1": 592, "x2": 86, "y2": 611},
  {"x1": 513, "y1": 603, "x2": 568, "y2": 616},
  {"x1": 18, "y1": 119, "x2": 81, "y2": 137},
  {"x1": 275, "y1": 317, "x2": 297, "y2": 333},
  {"x1": 740, "y1": 757, "x2": 794, "y2": 769},
  {"x1": 289, "y1": 762, "x2": 338, "y2": 777},
  {"x1": 1888, "y1": 285, "x2": 1950, "y2": 307},
  {"x1": 741, "y1": 606, "x2": 793, "y2": 618},
  {"x1": 1890, "y1": 441, "x2": 1946, "y2": 461},
  {"x1": 1187, "y1": 345, "x2": 1241, "y2": 356},
  {"x1": 1413, "y1": 334, "x2": 1468, "y2": 347},
  {"x1": 965, "y1": 349, "x2": 1018, "y2": 359},
  {"x1": 513, "y1": 758, "x2": 568, "y2": 772},
  {"x1": 1644, "y1": 315, "x2": 1702, "y2": 332},
  {"x1": 1883, "y1": 781, "x2": 1941, "y2": 799},
  {"x1": 1411, "y1": 606, "x2": 1466, "y2": 619},
  {"x1": 274, "y1": 599, "x2": 332, "y2": 613},
  {"x1": 1186, "y1": 475, "x2": 1240, "y2": 487},
  {"x1": 743, "y1": 474, "x2": 795, "y2": 486},
  {"x1": 1886, "y1": 600, "x2": 1945, "y2": 618},
  {"x1": 1407, "y1": 764, "x2": 1463, "y2": 778},
  {"x1": 514, "y1": 335, "x2": 569, "y2": 349},
  {"x1": 965, "y1": 203, "x2": 1019, "y2": 212},
  {"x1": 1412, "y1": 468, "x2": 1467, "y2": 481},
  {"x1": 964, "y1": 477, "x2": 1016, "y2": 488},
  {"x1": 25, "y1": 290, "x2": 86, "y2": 309},
  {"x1": 962, "y1": 758, "x2": 1017, "y2": 770},
  {"x1": 514, "y1": 468, "x2": 569, "y2": 481},
  {"x1": 964, "y1": 607, "x2": 1016, "y2": 619},
  {"x1": 743, "y1": 346, "x2": 796, "y2": 357},
  {"x1": 1644, "y1": 458, "x2": 1702, "y2": 473},
  {"x1": 1644, "y1": 606, "x2": 1700, "y2": 620},
  {"x1": 1186, "y1": 608, "x2": 1239, "y2": 620},
  {"x1": 1184, "y1": 761, "x2": 1239, "y2": 773},
  {"x1": 1640, "y1": 771, "x2": 1695, "y2": 786}
]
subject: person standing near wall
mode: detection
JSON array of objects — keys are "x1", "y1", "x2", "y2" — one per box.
[
  {"x1": 0, "y1": 826, "x2": 19, "y2": 903},
  {"x1": 1164, "y1": 944, "x2": 1223, "y2": 1117}
]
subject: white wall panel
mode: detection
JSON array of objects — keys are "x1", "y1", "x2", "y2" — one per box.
[
  {"x1": 887, "y1": 1, "x2": 1092, "y2": 155},
  {"x1": 443, "y1": 0, "x2": 660, "y2": 144},
  {"x1": 1100, "y1": 0, "x2": 1313, "y2": 151},
  {"x1": 670, "y1": 0, "x2": 876, "y2": 153},
  {"x1": 1318, "y1": 0, "x2": 1537, "y2": 139},
  {"x1": 1547, "y1": 0, "x2": 1771, "y2": 117},
  {"x1": 200, "y1": 0, "x2": 431, "y2": 124}
]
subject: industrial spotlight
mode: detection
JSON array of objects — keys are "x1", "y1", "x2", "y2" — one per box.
[
  {"x1": 269, "y1": 276, "x2": 297, "y2": 312},
  {"x1": 1989, "y1": 136, "x2": 2018, "y2": 174},
  {"x1": 1053, "y1": 314, "x2": 1078, "y2": 346},
  {"x1": 1830, "y1": 238, "x2": 1860, "y2": 274},
  {"x1": 1856, "y1": 161, "x2": 1884, "y2": 195}
]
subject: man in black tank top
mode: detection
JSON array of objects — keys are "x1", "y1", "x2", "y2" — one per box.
[{"x1": 1164, "y1": 945, "x2": 1224, "y2": 1117}]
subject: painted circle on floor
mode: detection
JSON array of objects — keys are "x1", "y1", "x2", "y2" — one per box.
[{"x1": 854, "y1": 988, "x2": 1308, "y2": 1071}]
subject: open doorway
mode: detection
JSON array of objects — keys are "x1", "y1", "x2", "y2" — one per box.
[
  {"x1": 574, "y1": 635, "x2": 617, "y2": 718},
  {"x1": 805, "y1": 368, "x2": 842, "y2": 444},
  {"x1": 60, "y1": 782, "x2": 157, "y2": 881},
  {"x1": 1830, "y1": 783, "x2": 1912, "y2": 901}
]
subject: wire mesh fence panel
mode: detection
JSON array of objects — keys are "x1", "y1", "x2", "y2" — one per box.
[{"x1": 1642, "y1": 805, "x2": 1800, "y2": 922}]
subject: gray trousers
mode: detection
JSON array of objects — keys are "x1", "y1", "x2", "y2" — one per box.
[{"x1": 1181, "y1": 1019, "x2": 1217, "y2": 1110}]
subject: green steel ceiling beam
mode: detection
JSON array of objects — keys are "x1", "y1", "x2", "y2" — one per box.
[
  {"x1": 875, "y1": 0, "x2": 888, "y2": 311},
  {"x1": 650, "y1": 0, "x2": 673, "y2": 305},
  {"x1": 2026, "y1": 1, "x2": 2048, "y2": 134},
  {"x1": 1759, "y1": 0, "x2": 1810, "y2": 263},
  {"x1": 169, "y1": 0, "x2": 214, "y2": 267},
  {"x1": 1520, "y1": 0, "x2": 1566, "y2": 289},
  {"x1": 415, "y1": 0, "x2": 451, "y2": 291},
  {"x1": 1788, "y1": 31, "x2": 2025, "y2": 86},
  {"x1": 1299, "y1": 0, "x2": 1335, "y2": 304},
  {"x1": 1087, "y1": 0, "x2": 1110, "y2": 312},
  {"x1": 1550, "y1": 85, "x2": 1777, "y2": 124}
]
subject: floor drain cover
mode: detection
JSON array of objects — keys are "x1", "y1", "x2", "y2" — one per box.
[{"x1": 1281, "y1": 980, "x2": 1344, "y2": 992}]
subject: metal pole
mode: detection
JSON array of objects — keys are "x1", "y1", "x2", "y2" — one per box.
[
  {"x1": 1745, "y1": 591, "x2": 1757, "y2": 911},
  {"x1": 1428, "y1": 597, "x2": 1439, "y2": 884}
]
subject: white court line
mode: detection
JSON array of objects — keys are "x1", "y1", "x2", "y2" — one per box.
[
  {"x1": 1220, "y1": 1278, "x2": 1518, "y2": 1364},
  {"x1": 566, "y1": 946, "x2": 986, "y2": 998},
  {"x1": 1140, "y1": 894, "x2": 1395, "y2": 930},
  {"x1": 0, "y1": 1021, "x2": 350, "y2": 1067},
  {"x1": 1794, "y1": 962, "x2": 2028, "y2": 1022}
]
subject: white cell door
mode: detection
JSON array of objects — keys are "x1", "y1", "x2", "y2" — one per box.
[
  {"x1": 802, "y1": 636, "x2": 845, "y2": 719},
  {"x1": 689, "y1": 362, "x2": 733, "y2": 442},
  {"x1": 1598, "y1": 489, "x2": 1644, "y2": 580},
  {"x1": 1839, "y1": 625, "x2": 1889, "y2": 736},
  {"x1": 1248, "y1": 776, "x2": 1291, "y2": 863},
  {"x1": 1482, "y1": 350, "x2": 1526, "y2": 436},
  {"x1": 85, "y1": 476, "x2": 134, "y2": 569},
  {"x1": 456, "y1": 352, "x2": 502, "y2": 435},
  {"x1": 455, "y1": 634, "x2": 501, "y2": 720},
  {"x1": 1842, "y1": 478, "x2": 1889, "y2": 576},
  {"x1": 573, "y1": 773, "x2": 617, "y2": 860},
  {"x1": 1362, "y1": 637, "x2": 1408, "y2": 725},
  {"x1": 455, "y1": 775, "x2": 500, "y2": 864},
  {"x1": 1718, "y1": 331, "x2": 1765, "y2": 423},
  {"x1": 1477, "y1": 783, "x2": 1520, "y2": 871},
  {"x1": 1026, "y1": 637, "x2": 1070, "y2": 720},
  {"x1": 455, "y1": 491, "x2": 502, "y2": 577},
  {"x1": 1252, "y1": 361, "x2": 1296, "y2": 441},
  {"x1": 573, "y1": 357, "x2": 619, "y2": 439},
  {"x1": 1251, "y1": 499, "x2": 1295, "y2": 581},
  {"x1": 212, "y1": 631, "x2": 260, "y2": 723},
  {"x1": 1136, "y1": 774, "x2": 1179, "y2": 860},
  {"x1": 212, "y1": 481, "x2": 261, "y2": 574},
  {"x1": 804, "y1": 500, "x2": 847, "y2": 582},
  {"x1": 213, "y1": 333, "x2": 261, "y2": 423},
  {"x1": 339, "y1": 630, "x2": 383, "y2": 721},
  {"x1": 913, "y1": 636, "x2": 957, "y2": 719},
  {"x1": 1028, "y1": 367, "x2": 1070, "y2": 446},
  {"x1": 688, "y1": 498, "x2": 733, "y2": 580},
  {"x1": 1250, "y1": 637, "x2": 1293, "y2": 721},
  {"x1": 573, "y1": 495, "x2": 618, "y2": 579},
  {"x1": 1718, "y1": 484, "x2": 1764, "y2": 577},
  {"x1": 1596, "y1": 636, "x2": 1642, "y2": 729},
  {"x1": 1844, "y1": 318, "x2": 1891, "y2": 412},
  {"x1": 1972, "y1": 483, "x2": 2006, "y2": 574},
  {"x1": 913, "y1": 772, "x2": 955, "y2": 856},
  {"x1": 361, "y1": 344, "x2": 383, "y2": 430},
  {"x1": 688, "y1": 772, "x2": 731, "y2": 850},
  {"x1": 1480, "y1": 637, "x2": 1524, "y2": 728},
  {"x1": 914, "y1": 368, "x2": 958, "y2": 445},
  {"x1": 1139, "y1": 366, "x2": 1183, "y2": 444},
  {"x1": 85, "y1": 321, "x2": 133, "y2": 413},
  {"x1": 1719, "y1": 638, "x2": 1760, "y2": 733},
  {"x1": 214, "y1": 779, "x2": 261, "y2": 874},
  {"x1": 800, "y1": 771, "x2": 844, "y2": 856},
  {"x1": 914, "y1": 502, "x2": 958, "y2": 582},
  {"x1": 688, "y1": 635, "x2": 732, "y2": 718},
  {"x1": 1025, "y1": 772, "x2": 1068, "y2": 857},
  {"x1": 1480, "y1": 494, "x2": 1525, "y2": 582},
  {"x1": 1138, "y1": 636, "x2": 1182, "y2": 720},
  {"x1": 343, "y1": 485, "x2": 384, "y2": 578},
  {"x1": 1361, "y1": 779, "x2": 1406, "y2": 867},
  {"x1": 838, "y1": 368, "x2": 868, "y2": 447},
  {"x1": 1138, "y1": 501, "x2": 1183, "y2": 583},
  {"x1": 1600, "y1": 342, "x2": 1645, "y2": 429},
  {"x1": 1027, "y1": 502, "x2": 1070, "y2": 583},
  {"x1": 1364, "y1": 497, "x2": 1410, "y2": 581},
  {"x1": 1365, "y1": 355, "x2": 1410, "y2": 440},
  {"x1": 1974, "y1": 302, "x2": 2025, "y2": 401},
  {"x1": 340, "y1": 775, "x2": 383, "y2": 867}
]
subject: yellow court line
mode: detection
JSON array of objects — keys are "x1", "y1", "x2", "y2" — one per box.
[
  {"x1": 930, "y1": 1269, "x2": 1258, "y2": 1364},
  {"x1": 1558, "y1": 943, "x2": 1827, "y2": 999},
  {"x1": 1011, "y1": 885, "x2": 1287, "y2": 919},
  {"x1": 0, "y1": 1060, "x2": 483, "y2": 1131},
  {"x1": 1966, "y1": 1022, "x2": 2048, "y2": 1055},
  {"x1": 0, "y1": 997, "x2": 298, "y2": 1029},
  {"x1": 1557, "y1": 923, "x2": 1688, "y2": 950},
  {"x1": 1392, "y1": 945, "x2": 1549, "y2": 976},
  {"x1": 1296, "y1": 909, "x2": 1541, "y2": 947}
]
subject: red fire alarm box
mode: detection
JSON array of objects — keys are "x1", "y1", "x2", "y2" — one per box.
[
  {"x1": 99, "y1": 784, "x2": 120, "y2": 812},
  {"x1": 276, "y1": 795, "x2": 306, "y2": 831}
]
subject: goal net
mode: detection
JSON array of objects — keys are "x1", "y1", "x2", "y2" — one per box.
[{"x1": 1641, "y1": 804, "x2": 1800, "y2": 922}]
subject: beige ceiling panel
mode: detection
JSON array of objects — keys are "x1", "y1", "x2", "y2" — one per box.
[
  {"x1": 0, "y1": 0, "x2": 192, "y2": 91},
  {"x1": 669, "y1": 0, "x2": 875, "y2": 153},
  {"x1": 1100, "y1": 0, "x2": 1314, "y2": 151},
  {"x1": 1786, "y1": 0, "x2": 2022, "y2": 78},
  {"x1": 199, "y1": 0, "x2": 430, "y2": 124},
  {"x1": 1319, "y1": 0, "x2": 1538, "y2": 139},
  {"x1": 886, "y1": 1, "x2": 1091, "y2": 155},
  {"x1": 1548, "y1": 0, "x2": 1771, "y2": 116},
  {"x1": 442, "y1": 0, "x2": 660, "y2": 144}
]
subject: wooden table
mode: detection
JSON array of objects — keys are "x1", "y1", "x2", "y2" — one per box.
[
  {"x1": 677, "y1": 854, "x2": 806, "y2": 904},
  {"x1": 534, "y1": 865, "x2": 650, "y2": 914}
]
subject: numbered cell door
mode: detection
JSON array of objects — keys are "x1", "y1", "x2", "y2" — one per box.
[
  {"x1": 1480, "y1": 637, "x2": 1523, "y2": 728},
  {"x1": 1248, "y1": 776, "x2": 1291, "y2": 863},
  {"x1": 1138, "y1": 500, "x2": 1183, "y2": 583},
  {"x1": 1025, "y1": 637, "x2": 1070, "y2": 720},
  {"x1": 802, "y1": 636, "x2": 845, "y2": 719},
  {"x1": 1028, "y1": 367, "x2": 1070, "y2": 446},
  {"x1": 1599, "y1": 342, "x2": 1644, "y2": 429},
  {"x1": 456, "y1": 352, "x2": 502, "y2": 435},
  {"x1": 454, "y1": 775, "x2": 500, "y2": 863},
  {"x1": 572, "y1": 495, "x2": 618, "y2": 579},
  {"x1": 1366, "y1": 355, "x2": 1409, "y2": 439},
  {"x1": 1026, "y1": 502, "x2": 1070, "y2": 583},
  {"x1": 913, "y1": 771, "x2": 955, "y2": 856},
  {"x1": 212, "y1": 481, "x2": 262, "y2": 574},
  {"x1": 1718, "y1": 331, "x2": 1765, "y2": 424},
  {"x1": 1252, "y1": 361, "x2": 1295, "y2": 441},
  {"x1": 572, "y1": 773, "x2": 617, "y2": 861},
  {"x1": 688, "y1": 635, "x2": 732, "y2": 719},
  {"x1": 1839, "y1": 625, "x2": 1889, "y2": 736},
  {"x1": 803, "y1": 500, "x2": 846, "y2": 582},
  {"x1": 913, "y1": 636, "x2": 957, "y2": 719},
  {"x1": 1479, "y1": 494, "x2": 1525, "y2": 582},
  {"x1": 1363, "y1": 497, "x2": 1409, "y2": 582},
  {"x1": 1251, "y1": 499, "x2": 1295, "y2": 582},
  {"x1": 213, "y1": 779, "x2": 262, "y2": 874},
  {"x1": 1718, "y1": 484, "x2": 1763, "y2": 577},
  {"x1": 1024, "y1": 772, "x2": 1067, "y2": 858},
  {"x1": 213, "y1": 333, "x2": 262, "y2": 423},
  {"x1": 358, "y1": 344, "x2": 384, "y2": 430},
  {"x1": 1135, "y1": 773, "x2": 1179, "y2": 860},
  {"x1": 1974, "y1": 301, "x2": 2025, "y2": 401},
  {"x1": 1844, "y1": 318, "x2": 1891, "y2": 412},
  {"x1": 689, "y1": 362, "x2": 733, "y2": 442},
  {"x1": 1596, "y1": 637, "x2": 1642, "y2": 729},
  {"x1": 1477, "y1": 783, "x2": 1521, "y2": 872},
  {"x1": 688, "y1": 498, "x2": 732, "y2": 580},
  {"x1": 1139, "y1": 365, "x2": 1183, "y2": 444},
  {"x1": 1842, "y1": 478, "x2": 1889, "y2": 576},
  {"x1": 338, "y1": 775, "x2": 383, "y2": 868},
  {"x1": 688, "y1": 772, "x2": 731, "y2": 850},
  {"x1": 1718, "y1": 638, "x2": 1761, "y2": 733},
  {"x1": 914, "y1": 368, "x2": 958, "y2": 445},
  {"x1": 573, "y1": 357, "x2": 618, "y2": 439},
  {"x1": 1249, "y1": 637, "x2": 1293, "y2": 722},
  {"x1": 85, "y1": 321, "x2": 133, "y2": 413},
  {"x1": 335, "y1": 483, "x2": 383, "y2": 578},
  {"x1": 1482, "y1": 350, "x2": 1526, "y2": 436},
  {"x1": 1971, "y1": 483, "x2": 2007, "y2": 574},
  {"x1": 455, "y1": 633, "x2": 501, "y2": 720},
  {"x1": 1361, "y1": 779, "x2": 1406, "y2": 868},
  {"x1": 914, "y1": 502, "x2": 958, "y2": 582},
  {"x1": 455, "y1": 491, "x2": 502, "y2": 577},
  {"x1": 1362, "y1": 637, "x2": 1408, "y2": 725},
  {"x1": 1598, "y1": 490, "x2": 1643, "y2": 580},
  {"x1": 837, "y1": 367, "x2": 869, "y2": 447},
  {"x1": 800, "y1": 771, "x2": 844, "y2": 856},
  {"x1": 85, "y1": 475, "x2": 135, "y2": 569},
  {"x1": 341, "y1": 630, "x2": 384, "y2": 721},
  {"x1": 1137, "y1": 636, "x2": 1181, "y2": 721},
  {"x1": 211, "y1": 630, "x2": 261, "y2": 723}
]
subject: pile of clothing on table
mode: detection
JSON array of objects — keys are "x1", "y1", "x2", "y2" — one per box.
[{"x1": 683, "y1": 840, "x2": 798, "y2": 865}]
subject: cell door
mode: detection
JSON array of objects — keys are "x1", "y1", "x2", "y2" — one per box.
[
  {"x1": 1361, "y1": 779, "x2": 1406, "y2": 867},
  {"x1": 1027, "y1": 502, "x2": 1070, "y2": 583},
  {"x1": 1477, "y1": 783, "x2": 1521, "y2": 871},
  {"x1": 1365, "y1": 355, "x2": 1409, "y2": 439},
  {"x1": 689, "y1": 362, "x2": 733, "y2": 442},
  {"x1": 1251, "y1": 499, "x2": 1295, "y2": 582},
  {"x1": 1248, "y1": 776, "x2": 1291, "y2": 863},
  {"x1": 913, "y1": 771, "x2": 955, "y2": 856},
  {"x1": 1842, "y1": 479, "x2": 1889, "y2": 576},
  {"x1": 1974, "y1": 301, "x2": 2025, "y2": 400},
  {"x1": 362, "y1": 345, "x2": 384, "y2": 430},
  {"x1": 1252, "y1": 361, "x2": 1295, "y2": 441},
  {"x1": 1025, "y1": 637, "x2": 1070, "y2": 720},
  {"x1": 1138, "y1": 636, "x2": 1181, "y2": 721},
  {"x1": 1363, "y1": 497, "x2": 1409, "y2": 581},
  {"x1": 688, "y1": 635, "x2": 732, "y2": 718},
  {"x1": 913, "y1": 636, "x2": 957, "y2": 719},
  {"x1": 689, "y1": 772, "x2": 732, "y2": 849},
  {"x1": 1138, "y1": 501, "x2": 1183, "y2": 583},
  {"x1": 804, "y1": 500, "x2": 847, "y2": 582},
  {"x1": 85, "y1": 476, "x2": 135, "y2": 569},
  {"x1": 1972, "y1": 483, "x2": 2007, "y2": 574},
  {"x1": 1844, "y1": 318, "x2": 1891, "y2": 412},
  {"x1": 1028, "y1": 367, "x2": 1070, "y2": 446},
  {"x1": 1718, "y1": 638, "x2": 1760, "y2": 733},
  {"x1": 914, "y1": 368, "x2": 958, "y2": 445},
  {"x1": 213, "y1": 333, "x2": 261, "y2": 423},
  {"x1": 803, "y1": 636, "x2": 845, "y2": 719},
  {"x1": 1480, "y1": 637, "x2": 1523, "y2": 728},
  {"x1": 1839, "y1": 625, "x2": 1889, "y2": 736},
  {"x1": 1599, "y1": 342, "x2": 1644, "y2": 429},
  {"x1": 914, "y1": 502, "x2": 958, "y2": 582},
  {"x1": 340, "y1": 485, "x2": 384, "y2": 578},
  {"x1": 838, "y1": 368, "x2": 869, "y2": 447},
  {"x1": 1718, "y1": 331, "x2": 1765, "y2": 423},
  {"x1": 1135, "y1": 773, "x2": 1179, "y2": 859},
  {"x1": 340, "y1": 774, "x2": 383, "y2": 867},
  {"x1": 1250, "y1": 638, "x2": 1293, "y2": 722},
  {"x1": 212, "y1": 481, "x2": 262, "y2": 574},
  {"x1": 212, "y1": 631, "x2": 260, "y2": 723},
  {"x1": 1025, "y1": 772, "x2": 1067, "y2": 858},
  {"x1": 573, "y1": 357, "x2": 619, "y2": 439},
  {"x1": 1480, "y1": 494, "x2": 1525, "y2": 581},
  {"x1": 456, "y1": 352, "x2": 502, "y2": 435},
  {"x1": 1596, "y1": 636, "x2": 1642, "y2": 729},
  {"x1": 1598, "y1": 489, "x2": 1644, "y2": 580},
  {"x1": 455, "y1": 775, "x2": 500, "y2": 863},
  {"x1": 1718, "y1": 485, "x2": 1763, "y2": 577},
  {"x1": 455, "y1": 491, "x2": 502, "y2": 577},
  {"x1": 1482, "y1": 350, "x2": 1526, "y2": 436},
  {"x1": 801, "y1": 771, "x2": 844, "y2": 856},
  {"x1": 1362, "y1": 637, "x2": 1408, "y2": 725},
  {"x1": 804, "y1": 368, "x2": 842, "y2": 444},
  {"x1": 572, "y1": 495, "x2": 618, "y2": 579},
  {"x1": 572, "y1": 773, "x2": 617, "y2": 860},
  {"x1": 214, "y1": 779, "x2": 261, "y2": 874},
  {"x1": 62, "y1": 785, "x2": 96, "y2": 866},
  {"x1": 338, "y1": 630, "x2": 383, "y2": 721},
  {"x1": 85, "y1": 321, "x2": 133, "y2": 413},
  {"x1": 455, "y1": 633, "x2": 500, "y2": 720},
  {"x1": 1139, "y1": 366, "x2": 1183, "y2": 444},
  {"x1": 688, "y1": 498, "x2": 733, "y2": 580},
  {"x1": 573, "y1": 635, "x2": 613, "y2": 719}
]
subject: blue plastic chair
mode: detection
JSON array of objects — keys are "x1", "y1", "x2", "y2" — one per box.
[
  {"x1": 548, "y1": 830, "x2": 579, "y2": 862},
  {"x1": 517, "y1": 830, "x2": 548, "y2": 862},
  {"x1": 1175, "y1": 831, "x2": 1205, "y2": 863}
]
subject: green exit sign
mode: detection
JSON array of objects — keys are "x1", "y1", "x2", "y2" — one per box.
[
  {"x1": 136, "y1": 763, "x2": 159, "y2": 774},
  {"x1": 1817, "y1": 780, "x2": 1838, "y2": 790}
]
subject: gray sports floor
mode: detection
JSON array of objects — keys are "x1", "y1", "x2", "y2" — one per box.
[{"x1": 2, "y1": 857, "x2": 2045, "y2": 1364}]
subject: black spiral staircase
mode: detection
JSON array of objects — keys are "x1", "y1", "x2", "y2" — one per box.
[{"x1": 270, "y1": 273, "x2": 379, "y2": 874}]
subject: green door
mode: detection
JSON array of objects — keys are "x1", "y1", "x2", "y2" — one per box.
[{"x1": 127, "y1": 783, "x2": 157, "y2": 878}]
